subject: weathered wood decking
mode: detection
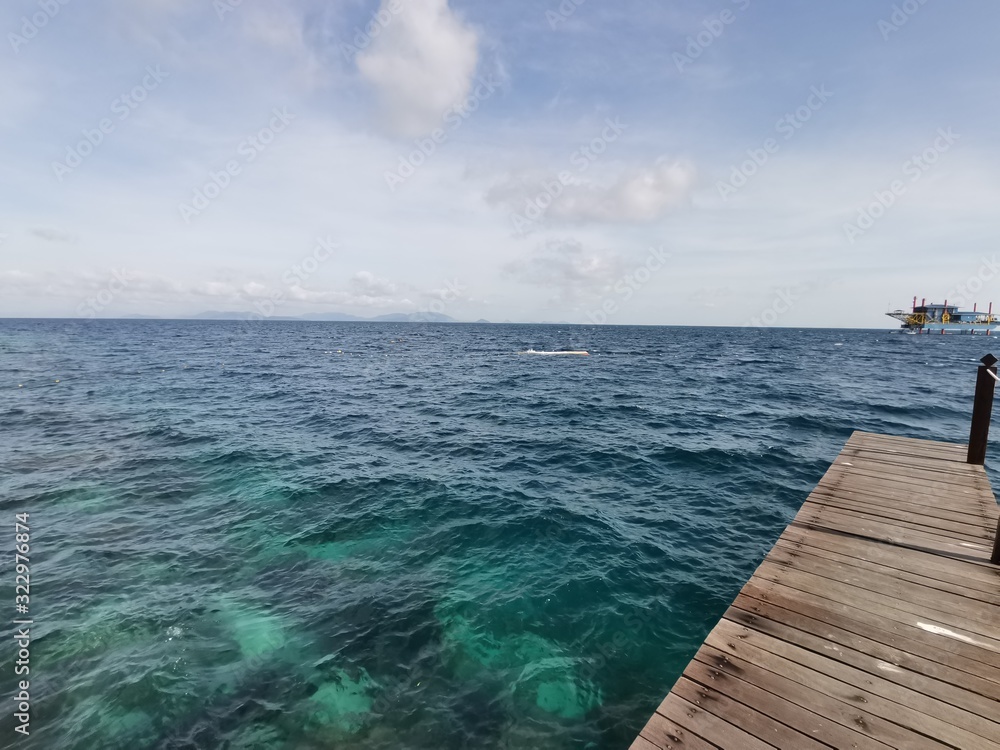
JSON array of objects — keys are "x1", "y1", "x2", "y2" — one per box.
[{"x1": 632, "y1": 431, "x2": 1000, "y2": 750}]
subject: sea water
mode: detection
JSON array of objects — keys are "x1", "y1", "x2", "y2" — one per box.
[{"x1": 1, "y1": 320, "x2": 996, "y2": 749}]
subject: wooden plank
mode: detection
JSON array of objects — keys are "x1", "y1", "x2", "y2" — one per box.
[
  {"x1": 713, "y1": 615, "x2": 1000, "y2": 744},
  {"x1": 796, "y1": 501, "x2": 991, "y2": 548},
  {"x1": 837, "y1": 447, "x2": 987, "y2": 476},
  {"x1": 822, "y1": 458, "x2": 992, "y2": 493},
  {"x1": 629, "y1": 736, "x2": 662, "y2": 750},
  {"x1": 840, "y1": 451, "x2": 982, "y2": 477},
  {"x1": 772, "y1": 538, "x2": 1000, "y2": 607},
  {"x1": 849, "y1": 430, "x2": 964, "y2": 446},
  {"x1": 814, "y1": 477, "x2": 988, "y2": 514},
  {"x1": 814, "y1": 477, "x2": 994, "y2": 513},
  {"x1": 788, "y1": 521, "x2": 991, "y2": 566},
  {"x1": 818, "y1": 463, "x2": 990, "y2": 496},
  {"x1": 844, "y1": 444, "x2": 972, "y2": 466},
  {"x1": 670, "y1": 675, "x2": 830, "y2": 750},
  {"x1": 848, "y1": 434, "x2": 970, "y2": 452},
  {"x1": 780, "y1": 525, "x2": 1000, "y2": 594},
  {"x1": 820, "y1": 455, "x2": 989, "y2": 488},
  {"x1": 848, "y1": 432, "x2": 968, "y2": 455},
  {"x1": 806, "y1": 488, "x2": 993, "y2": 531},
  {"x1": 728, "y1": 596, "x2": 1000, "y2": 701},
  {"x1": 801, "y1": 496, "x2": 992, "y2": 541},
  {"x1": 820, "y1": 460, "x2": 991, "y2": 491},
  {"x1": 740, "y1": 578, "x2": 1000, "y2": 675},
  {"x1": 693, "y1": 645, "x2": 949, "y2": 749},
  {"x1": 821, "y1": 471, "x2": 992, "y2": 501},
  {"x1": 753, "y1": 559, "x2": 1000, "y2": 646},
  {"x1": 638, "y1": 710, "x2": 717, "y2": 750},
  {"x1": 791, "y1": 506, "x2": 994, "y2": 561},
  {"x1": 725, "y1": 599, "x2": 1000, "y2": 724},
  {"x1": 808, "y1": 485, "x2": 995, "y2": 524},
  {"x1": 681, "y1": 656, "x2": 892, "y2": 750},
  {"x1": 632, "y1": 432, "x2": 1000, "y2": 749},
  {"x1": 831, "y1": 459, "x2": 990, "y2": 487},
  {"x1": 705, "y1": 623, "x2": 998, "y2": 750},
  {"x1": 766, "y1": 543, "x2": 1000, "y2": 616},
  {"x1": 657, "y1": 693, "x2": 775, "y2": 750}
]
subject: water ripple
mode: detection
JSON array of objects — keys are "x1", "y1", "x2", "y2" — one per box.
[{"x1": 1, "y1": 320, "x2": 997, "y2": 749}]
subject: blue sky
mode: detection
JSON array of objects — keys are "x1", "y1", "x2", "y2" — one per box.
[{"x1": 2, "y1": 0, "x2": 999, "y2": 326}]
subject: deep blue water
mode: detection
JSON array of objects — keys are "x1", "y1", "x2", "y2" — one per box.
[{"x1": 1, "y1": 320, "x2": 998, "y2": 749}]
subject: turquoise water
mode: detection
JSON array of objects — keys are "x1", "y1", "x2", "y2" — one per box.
[{"x1": 1, "y1": 321, "x2": 997, "y2": 749}]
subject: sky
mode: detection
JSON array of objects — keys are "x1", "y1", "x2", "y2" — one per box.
[{"x1": 2, "y1": 0, "x2": 999, "y2": 327}]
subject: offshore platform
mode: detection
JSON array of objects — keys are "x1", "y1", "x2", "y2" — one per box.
[{"x1": 887, "y1": 297, "x2": 1000, "y2": 334}]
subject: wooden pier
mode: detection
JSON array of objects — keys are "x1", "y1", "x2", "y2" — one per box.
[{"x1": 632, "y1": 359, "x2": 1000, "y2": 750}]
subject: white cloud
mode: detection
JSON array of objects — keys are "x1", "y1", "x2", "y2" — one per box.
[
  {"x1": 194, "y1": 280, "x2": 238, "y2": 298},
  {"x1": 4, "y1": 0, "x2": 999, "y2": 328},
  {"x1": 487, "y1": 159, "x2": 697, "y2": 226},
  {"x1": 0, "y1": 265, "x2": 450, "y2": 316},
  {"x1": 30, "y1": 228, "x2": 77, "y2": 243},
  {"x1": 504, "y1": 239, "x2": 626, "y2": 304},
  {"x1": 356, "y1": 0, "x2": 479, "y2": 137},
  {"x1": 556, "y1": 160, "x2": 696, "y2": 222},
  {"x1": 349, "y1": 270, "x2": 398, "y2": 298}
]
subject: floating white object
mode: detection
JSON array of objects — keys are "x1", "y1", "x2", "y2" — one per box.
[{"x1": 518, "y1": 349, "x2": 589, "y2": 356}]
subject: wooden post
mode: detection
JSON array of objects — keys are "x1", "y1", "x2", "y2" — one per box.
[
  {"x1": 993, "y1": 519, "x2": 1000, "y2": 565},
  {"x1": 968, "y1": 354, "x2": 1000, "y2": 565},
  {"x1": 967, "y1": 353, "x2": 998, "y2": 465}
]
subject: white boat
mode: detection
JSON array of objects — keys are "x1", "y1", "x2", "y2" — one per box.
[{"x1": 518, "y1": 349, "x2": 590, "y2": 356}]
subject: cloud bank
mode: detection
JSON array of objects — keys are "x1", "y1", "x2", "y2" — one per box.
[{"x1": 357, "y1": 0, "x2": 479, "y2": 137}]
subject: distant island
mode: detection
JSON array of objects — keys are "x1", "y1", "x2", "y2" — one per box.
[{"x1": 117, "y1": 311, "x2": 487, "y2": 323}]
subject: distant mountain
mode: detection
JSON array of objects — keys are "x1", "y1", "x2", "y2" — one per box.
[
  {"x1": 191, "y1": 311, "x2": 260, "y2": 320},
  {"x1": 371, "y1": 312, "x2": 456, "y2": 323},
  {"x1": 188, "y1": 310, "x2": 458, "y2": 323},
  {"x1": 297, "y1": 312, "x2": 366, "y2": 322}
]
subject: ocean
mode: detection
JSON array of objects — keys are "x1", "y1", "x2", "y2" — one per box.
[{"x1": 1, "y1": 320, "x2": 997, "y2": 749}]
